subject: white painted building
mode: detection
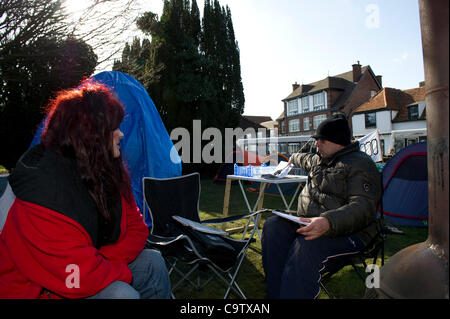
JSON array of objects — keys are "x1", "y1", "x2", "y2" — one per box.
[{"x1": 351, "y1": 85, "x2": 426, "y2": 155}]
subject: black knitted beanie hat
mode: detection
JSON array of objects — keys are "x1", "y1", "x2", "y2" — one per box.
[{"x1": 312, "y1": 113, "x2": 351, "y2": 146}]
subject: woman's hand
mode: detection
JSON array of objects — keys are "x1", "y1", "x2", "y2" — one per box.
[{"x1": 296, "y1": 216, "x2": 330, "y2": 240}]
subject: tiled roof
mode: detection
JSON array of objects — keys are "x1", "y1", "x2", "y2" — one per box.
[
  {"x1": 353, "y1": 86, "x2": 426, "y2": 121},
  {"x1": 260, "y1": 120, "x2": 278, "y2": 129},
  {"x1": 333, "y1": 82, "x2": 356, "y2": 109},
  {"x1": 242, "y1": 115, "x2": 273, "y2": 124},
  {"x1": 239, "y1": 115, "x2": 273, "y2": 130},
  {"x1": 403, "y1": 87, "x2": 425, "y2": 102},
  {"x1": 353, "y1": 88, "x2": 394, "y2": 113},
  {"x1": 283, "y1": 66, "x2": 369, "y2": 101},
  {"x1": 239, "y1": 116, "x2": 263, "y2": 130},
  {"x1": 392, "y1": 87, "x2": 425, "y2": 122}
]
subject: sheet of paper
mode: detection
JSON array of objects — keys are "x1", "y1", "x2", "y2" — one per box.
[
  {"x1": 271, "y1": 210, "x2": 310, "y2": 226},
  {"x1": 274, "y1": 161, "x2": 289, "y2": 172},
  {"x1": 172, "y1": 215, "x2": 228, "y2": 236},
  {"x1": 261, "y1": 161, "x2": 294, "y2": 179},
  {"x1": 276, "y1": 162, "x2": 294, "y2": 178}
]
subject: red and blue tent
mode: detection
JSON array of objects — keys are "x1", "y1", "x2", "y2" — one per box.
[{"x1": 381, "y1": 142, "x2": 428, "y2": 227}]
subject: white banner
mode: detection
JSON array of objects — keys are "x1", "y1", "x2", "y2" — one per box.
[{"x1": 357, "y1": 130, "x2": 383, "y2": 162}]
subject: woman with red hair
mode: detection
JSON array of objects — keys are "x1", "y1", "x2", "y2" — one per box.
[{"x1": 0, "y1": 80, "x2": 171, "y2": 298}]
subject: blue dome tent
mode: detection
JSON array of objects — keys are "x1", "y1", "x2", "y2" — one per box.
[
  {"x1": 30, "y1": 71, "x2": 182, "y2": 226},
  {"x1": 381, "y1": 142, "x2": 428, "y2": 227}
]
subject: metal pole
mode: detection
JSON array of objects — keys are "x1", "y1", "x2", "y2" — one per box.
[{"x1": 376, "y1": 0, "x2": 448, "y2": 299}]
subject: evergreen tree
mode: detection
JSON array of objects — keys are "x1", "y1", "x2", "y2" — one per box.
[
  {"x1": 0, "y1": 37, "x2": 97, "y2": 168},
  {"x1": 113, "y1": 37, "x2": 149, "y2": 77},
  {"x1": 201, "y1": 0, "x2": 244, "y2": 130},
  {"x1": 113, "y1": 0, "x2": 244, "y2": 171},
  {"x1": 188, "y1": 0, "x2": 201, "y2": 47},
  {"x1": 224, "y1": 6, "x2": 245, "y2": 124},
  {"x1": 132, "y1": 0, "x2": 214, "y2": 133}
]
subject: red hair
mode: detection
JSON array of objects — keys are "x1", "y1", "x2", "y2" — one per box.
[{"x1": 42, "y1": 80, "x2": 132, "y2": 220}]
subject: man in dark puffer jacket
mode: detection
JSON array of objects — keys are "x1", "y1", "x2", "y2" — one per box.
[{"x1": 261, "y1": 114, "x2": 382, "y2": 298}]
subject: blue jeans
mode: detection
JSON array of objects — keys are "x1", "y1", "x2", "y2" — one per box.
[
  {"x1": 261, "y1": 216, "x2": 365, "y2": 299},
  {"x1": 89, "y1": 249, "x2": 171, "y2": 299}
]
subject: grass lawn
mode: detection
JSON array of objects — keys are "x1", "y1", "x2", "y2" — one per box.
[{"x1": 168, "y1": 178, "x2": 428, "y2": 299}]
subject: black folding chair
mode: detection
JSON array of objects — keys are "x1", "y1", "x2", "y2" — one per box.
[
  {"x1": 319, "y1": 200, "x2": 403, "y2": 298},
  {"x1": 319, "y1": 229, "x2": 385, "y2": 298},
  {"x1": 142, "y1": 173, "x2": 260, "y2": 299}
]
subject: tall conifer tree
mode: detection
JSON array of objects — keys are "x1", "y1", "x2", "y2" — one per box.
[
  {"x1": 113, "y1": 0, "x2": 244, "y2": 169},
  {"x1": 201, "y1": 0, "x2": 244, "y2": 130}
]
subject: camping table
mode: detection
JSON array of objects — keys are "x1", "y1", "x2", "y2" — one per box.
[{"x1": 222, "y1": 174, "x2": 307, "y2": 239}]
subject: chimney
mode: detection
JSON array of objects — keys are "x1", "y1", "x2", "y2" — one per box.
[
  {"x1": 376, "y1": 75, "x2": 383, "y2": 87},
  {"x1": 292, "y1": 82, "x2": 300, "y2": 91},
  {"x1": 352, "y1": 61, "x2": 362, "y2": 82}
]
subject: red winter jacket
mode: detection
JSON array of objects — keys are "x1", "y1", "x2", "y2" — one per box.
[
  {"x1": 0, "y1": 195, "x2": 148, "y2": 299},
  {"x1": 0, "y1": 145, "x2": 149, "y2": 299}
]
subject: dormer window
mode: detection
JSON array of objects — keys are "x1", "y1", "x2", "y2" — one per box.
[
  {"x1": 408, "y1": 104, "x2": 419, "y2": 120},
  {"x1": 365, "y1": 112, "x2": 376, "y2": 128}
]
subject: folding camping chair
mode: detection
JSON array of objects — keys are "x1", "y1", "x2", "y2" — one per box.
[
  {"x1": 0, "y1": 176, "x2": 14, "y2": 232},
  {"x1": 142, "y1": 173, "x2": 260, "y2": 299},
  {"x1": 319, "y1": 200, "x2": 403, "y2": 298},
  {"x1": 319, "y1": 226, "x2": 386, "y2": 299}
]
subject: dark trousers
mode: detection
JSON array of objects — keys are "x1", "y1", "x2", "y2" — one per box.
[{"x1": 261, "y1": 216, "x2": 365, "y2": 299}]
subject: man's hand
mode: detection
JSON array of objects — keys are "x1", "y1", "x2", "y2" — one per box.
[
  {"x1": 288, "y1": 155, "x2": 294, "y2": 165},
  {"x1": 296, "y1": 216, "x2": 330, "y2": 240}
]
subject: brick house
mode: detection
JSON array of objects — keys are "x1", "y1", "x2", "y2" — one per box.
[{"x1": 277, "y1": 61, "x2": 382, "y2": 137}]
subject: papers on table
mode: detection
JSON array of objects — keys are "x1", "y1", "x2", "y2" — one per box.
[
  {"x1": 261, "y1": 161, "x2": 294, "y2": 179},
  {"x1": 271, "y1": 210, "x2": 310, "y2": 226}
]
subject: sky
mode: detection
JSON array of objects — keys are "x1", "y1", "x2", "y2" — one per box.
[
  {"x1": 70, "y1": 0, "x2": 425, "y2": 121},
  {"x1": 220, "y1": 0, "x2": 424, "y2": 120}
]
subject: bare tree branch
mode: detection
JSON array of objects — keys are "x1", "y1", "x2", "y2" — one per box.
[
  {"x1": 62, "y1": 0, "x2": 147, "y2": 71},
  {"x1": 0, "y1": 0, "x2": 68, "y2": 47},
  {"x1": 1, "y1": 0, "x2": 151, "y2": 72}
]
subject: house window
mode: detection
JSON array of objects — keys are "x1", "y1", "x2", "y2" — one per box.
[
  {"x1": 313, "y1": 92, "x2": 326, "y2": 111},
  {"x1": 287, "y1": 99, "x2": 298, "y2": 116},
  {"x1": 303, "y1": 117, "x2": 310, "y2": 131},
  {"x1": 313, "y1": 114, "x2": 327, "y2": 129},
  {"x1": 408, "y1": 105, "x2": 419, "y2": 120},
  {"x1": 289, "y1": 119, "x2": 300, "y2": 132},
  {"x1": 288, "y1": 143, "x2": 300, "y2": 154},
  {"x1": 365, "y1": 112, "x2": 376, "y2": 128},
  {"x1": 301, "y1": 96, "x2": 310, "y2": 113},
  {"x1": 281, "y1": 121, "x2": 285, "y2": 134}
]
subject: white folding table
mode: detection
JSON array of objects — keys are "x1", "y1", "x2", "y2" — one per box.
[{"x1": 222, "y1": 174, "x2": 307, "y2": 239}]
